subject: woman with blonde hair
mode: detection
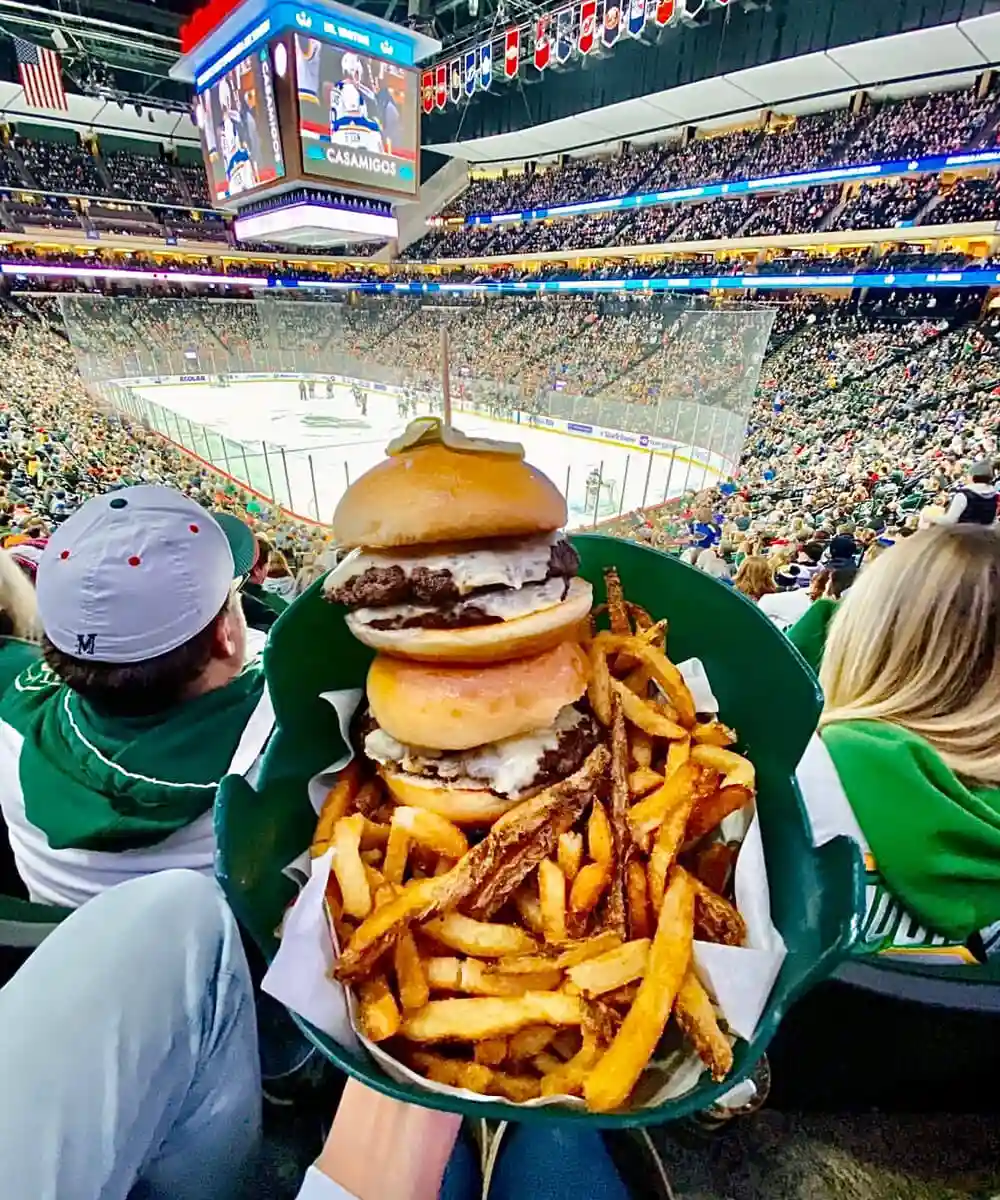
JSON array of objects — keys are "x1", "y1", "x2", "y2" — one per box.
[
  {"x1": 732, "y1": 555, "x2": 776, "y2": 601},
  {"x1": 0, "y1": 549, "x2": 39, "y2": 693},
  {"x1": 815, "y1": 524, "x2": 1000, "y2": 954},
  {"x1": 262, "y1": 548, "x2": 295, "y2": 599}
]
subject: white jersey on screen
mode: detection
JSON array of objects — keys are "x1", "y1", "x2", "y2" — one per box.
[
  {"x1": 296, "y1": 36, "x2": 322, "y2": 105},
  {"x1": 221, "y1": 109, "x2": 255, "y2": 194},
  {"x1": 330, "y1": 56, "x2": 384, "y2": 153}
]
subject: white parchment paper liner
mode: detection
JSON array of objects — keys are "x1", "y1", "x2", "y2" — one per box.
[{"x1": 264, "y1": 660, "x2": 786, "y2": 1110}]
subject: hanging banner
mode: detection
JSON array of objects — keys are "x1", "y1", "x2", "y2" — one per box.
[
  {"x1": 534, "y1": 16, "x2": 552, "y2": 70},
  {"x1": 479, "y1": 40, "x2": 492, "y2": 88},
  {"x1": 435, "y1": 63, "x2": 447, "y2": 109},
  {"x1": 627, "y1": 0, "x2": 647, "y2": 36},
  {"x1": 655, "y1": 0, "x2": 675, "y2": 23},
  {"x1": 449, "y1": 58, "x2": 463, "y2": 104},
  {"x1": 556, "y1": 8, "x2": 574, "y2": 63},
  {"x1": 579, "y1": 0, "x2": 598, "y2": 53},
  {"x1": 602, "y1": 0, "x2": 621, "y2": 47},
  {"x1": 464, "y1": 48, "x2": 477, "y2": 97},
  {"x1": 504, "y1": 26, "x2": 520, "y2": 78},
  {"x1": 421, "y1": 70, "x2": 434, "y2": 115}
]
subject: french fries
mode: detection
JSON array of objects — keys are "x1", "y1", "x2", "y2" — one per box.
[
  {"x1": 629, "y1": 767, "x2": 664, "y2": 797},
  {"x1": 426, "y1": 957, "x2": 562, "y2": 996},
  {"x1": 392, "y1": 807, "x2": 469, "y2": 860},
  {"x1": 474, "y1": 1038, "x2": 509, "y2": 1066},
  {"x1": 629, "y1": 762, "x2": 698, "y2": 840},
  {"x1": 307, "y1": 566, "x2": 760, "y2": 1112},
  {"x1": 607, "y1": 690, "x2": 631, "y2": 939},
  {"x1": 626, "y1": 860, "x2": 651, "y2": 940},
  {"x1": 692, "y1": 721, "x2": 737, "y2": 747},
  {"x1": 691, "y1": 876, "x2": 747, "y2": 947},
  {"x1": 588, "y1": 638, "x2": 612, "y2": 726},
  {"x1": 357, "y1": 975, "x2": 401, "y2": 1042},
  {"x1": 568, "y1": 861, "x2": 609, "y2": 922},
  {"x1": 648, "y1": 792, "x2": 696, "y2": 914},
  {"x1": 311, "y1": 762, "x2": 361, "y2": 857},
  {"x1": 566, "y1": 939, "x2": 650, "y2": 997},
  {"x1": 394, "y1": 931, "x2": 430, "y2": 1012},
  {"x1": 630, "y1": 729, "x2": 654, "y2": 770},
  {"x1": 593, "y1": 632, "x2": 697, "y2": 728},
  {"x1": 557, "y1": 831, "x2": 583, "y2": 882},
  {"x1": 424, "y1": 912, "x2": 537, "y2": 958},
  {"x1": 508, "y1": 1025, "x2": 558, "y2": 1060},
  {"x1": 690, "y1": 745, "x2": 756, "y2": 791},
  {"x1": 588, "y1": 801, "x2": 614, "y2": 867},
  {"x1": 687, "y1": 785, "x2": 754, "y2": 843},
  {"x1": 584, "y1": 868, "x2": 695, "y2": 1113},
  {"x1": 332, "y1": 814, "x2": 373, "y2": 920},
  {"x1": 612, "y1": 680, "x2": 687, "y2": 741},
  {"x1": 676, "y1": 969, "x2": 733, "y2": 1082},
  {"x1": 400, "y1": 994, "x2": 585, "y2": 1042}
]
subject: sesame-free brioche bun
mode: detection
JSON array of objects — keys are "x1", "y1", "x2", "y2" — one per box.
[
  {"x1": 347, "y1": 577, "x2": 593, "y2": 664},
  {"x1": 377, "y1": 769, "x2": 519, "y2": 825},
  {"x1": 333, "y1": 442, "x2": 567, "y2": 549},
  {"x1": 366, "y1": 640, "x2": 590, "y2": 752}
]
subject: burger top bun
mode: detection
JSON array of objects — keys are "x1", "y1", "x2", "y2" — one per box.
[
  {"x1": 366, "y1": 640, "x2": 589, "y2": 752},
  {"x1": 333, "y1": 422, "x2": 567, "y2": 548}
]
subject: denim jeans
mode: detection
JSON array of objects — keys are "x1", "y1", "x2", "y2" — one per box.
[
  {"x1": 0, "y1": 869, "x2": 630, "y2": 1200},
  {"x1": 0, "y1": 870, "x2": 261, "y2": 1200}
]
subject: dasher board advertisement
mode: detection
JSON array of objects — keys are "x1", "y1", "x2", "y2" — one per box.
[
  {"x1": 294, "y1": 32, "x2": 418, "y2": 198},
  {"x1": 197, "y1": 44, "x2": 286, "y2": 204}
]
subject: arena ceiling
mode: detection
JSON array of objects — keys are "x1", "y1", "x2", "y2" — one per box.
[{"x1": 0, "y1": 0, "x2": 507, "y2": 111}]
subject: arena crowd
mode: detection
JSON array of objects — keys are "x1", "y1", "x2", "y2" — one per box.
[{"x1": 0, "y1": 69, "x2": 998, "y2": 1200}]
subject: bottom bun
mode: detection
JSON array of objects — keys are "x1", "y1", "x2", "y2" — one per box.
[
  {"x1": 348, "y1": 577, "x2": 594, "y2": 664},
  {"x1": 379, "y1": 767, "x2": 518, "y2": 826}
]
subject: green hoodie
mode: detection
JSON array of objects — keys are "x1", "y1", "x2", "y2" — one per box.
[
  {"x1": 0, "y1": 659, "x2": 266, "y2": 851},
  {"x1": 822, "y1": 720, "x2": 1000, "y2": 948},
  {"x1": 787, "y1": 597, "x2": 838, "y2": 675}
]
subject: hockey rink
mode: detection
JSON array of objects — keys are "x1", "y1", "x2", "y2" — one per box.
[{"x1": 135, "y1": 378, "x2": 729, "y2": 528}]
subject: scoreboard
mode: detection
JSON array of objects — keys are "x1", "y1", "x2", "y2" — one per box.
[
  {"x1": 173, "y1": 0, "x2": 437, "y2": 231},
  {"x1": 290, "y1": 33, "x2": 419, "y2": 197}
]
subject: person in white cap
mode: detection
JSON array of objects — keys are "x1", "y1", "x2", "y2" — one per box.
[{"x1": 0, "y1": 486, "x2": 275, "y2": 909}]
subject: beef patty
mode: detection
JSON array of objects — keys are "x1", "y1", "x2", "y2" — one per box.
[
  {"x1": 328, "y1": 538, "x2": 579, "y2": 610},
  {"x1": 363, "y1": 708, "x2": 601, "y2": 798},
  {"x1": 364, "y1": 576, "x2": 572, "y2": 631}
]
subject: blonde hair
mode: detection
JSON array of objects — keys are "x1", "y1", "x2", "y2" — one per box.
[
  {"x1": 0, "y1": 551, "x2": 39, "y2": 641},
  {"x1": 733, "y1": 555, "x2": 776, "y2": 601},
  {"x1": 819, "y1": 525, "x2": 1000, "y2": 784}
]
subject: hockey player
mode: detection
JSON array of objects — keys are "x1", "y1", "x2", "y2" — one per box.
[
  {"x1": 329, "y1": 53, "x2": 384, "y2": 154},
  {"x1": 219, "y1": 75, "x2": 256, "y2": 196}
]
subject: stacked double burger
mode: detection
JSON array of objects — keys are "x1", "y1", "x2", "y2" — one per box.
[{"x1": 324, "y1": 420, "x2": 601, "y2": 824}]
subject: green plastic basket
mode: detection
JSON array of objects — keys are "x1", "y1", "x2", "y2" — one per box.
[{"x1": 216, "y1": 534, "x2": 864, "y2": 1125}]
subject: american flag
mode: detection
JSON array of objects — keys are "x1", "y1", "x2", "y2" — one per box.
[{"x1": 13, "y1": 37, "x2": 67, "y2": 112}]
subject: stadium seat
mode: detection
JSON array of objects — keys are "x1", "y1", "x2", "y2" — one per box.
[
  {"x1": 216, "y1": 535, "x2": 863, "y2": 1125},
  {"x1": 767, "y1": 956, "x2": 1000, "y2": 1112}
]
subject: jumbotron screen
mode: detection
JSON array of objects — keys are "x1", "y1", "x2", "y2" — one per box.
[
  {"x1": 294, "y1": 33, "x2": 419, "y2": 198},
  {"x1": 197, "y1": 46, "x2": 286, "y2": 203}
]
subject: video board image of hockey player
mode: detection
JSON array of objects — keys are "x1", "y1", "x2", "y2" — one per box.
[
  {"x1": 219, "y1": 70, "x2": 258, "y2": 195},
  {"x1": 294, "y1": 33, "x2": 418, "y2": 197},
  {"x1": 330, "y1": 52, "x2": 385, "y2": 153},
  {"x1": 197, "y1": 46, "x2": 285, "y2": 205}
]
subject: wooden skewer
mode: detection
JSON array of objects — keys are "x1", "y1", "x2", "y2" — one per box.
[{"x1": 440, "y1": 324, "x2": 452, "y2": 428}]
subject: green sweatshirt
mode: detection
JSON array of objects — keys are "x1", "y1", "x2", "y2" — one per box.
[
  {"x1": 822, "y1": 720, "x2": 1000, "y2": 949},
  {"x1": 0, "y1": 638, "x2": 40, "y2": 698},
  {"x1": 0, "y1": 659, "x2": 266, "y2": 851},
  {"x1": 787, "y1": 597, "x2": 838, "y2": 675}
]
